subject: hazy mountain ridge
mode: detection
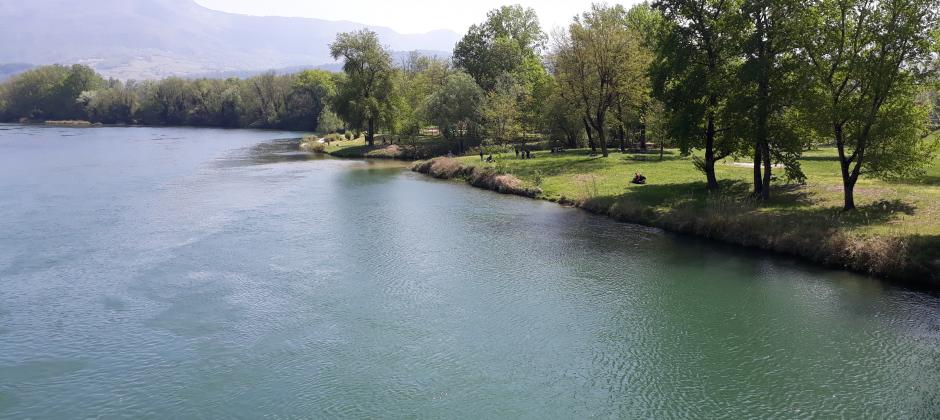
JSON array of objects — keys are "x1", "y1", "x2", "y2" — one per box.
[{"x1": 0, "y1": 0, "x2": 458, "y2": 79}]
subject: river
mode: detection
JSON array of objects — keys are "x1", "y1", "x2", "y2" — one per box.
[{"x1": 0, "y1": 125, "x2": 937, "y2": 418}]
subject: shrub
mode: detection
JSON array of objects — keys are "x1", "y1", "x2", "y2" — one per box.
[{"x1": 300, "y1": 138, "x2": 326, "y2": 153}]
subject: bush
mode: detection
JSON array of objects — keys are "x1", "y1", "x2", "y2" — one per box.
[
  {"x1": 345, "y1": 132, "x2": 353, "y2": 140},
  {"x1": 300, "y1": 137, "x2": 326, "y2": 153},
  {"x1": 323, "y1": 133, "x2": 343, "y2": 143}
]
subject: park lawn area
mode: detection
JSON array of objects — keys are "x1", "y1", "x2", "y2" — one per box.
[{"x1": 453, "y1": 147, "x2": 940, "y2": 237}]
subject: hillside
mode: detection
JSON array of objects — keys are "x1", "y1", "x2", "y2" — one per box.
[{"x1": 0, "y1": 0, "x2": 458, "y2": 79}]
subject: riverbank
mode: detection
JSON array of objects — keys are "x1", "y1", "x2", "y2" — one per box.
[
  {"x1": 309, "y1": 135, "x2": 476, "y2": 160},
  {"x1": 411, "y1": 148, "x2": 940, "y2": 288}
]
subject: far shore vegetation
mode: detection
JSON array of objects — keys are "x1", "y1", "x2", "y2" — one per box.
[{"x1": 2, "y1": 1, "x2": 939, "y2": 283}]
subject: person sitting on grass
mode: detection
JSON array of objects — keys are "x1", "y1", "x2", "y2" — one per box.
[
  {"x1": 486, "y1": 155, "x2": 495, "y2": 163},
  {"x1": 631, "y1": 172, "x2": 647, "y2": 185}
]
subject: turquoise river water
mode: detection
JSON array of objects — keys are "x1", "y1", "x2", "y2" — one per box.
[{"x1": 0, "y1": 125, "x2": 937, "y2": 418}]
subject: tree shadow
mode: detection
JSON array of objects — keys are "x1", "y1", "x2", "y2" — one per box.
[
  {"x1": 798, "y1": 155, "x2": 842, "y2": 162},
  {"x1": 506, "y1": 150, "x2": 687, "y2": 178},
  {"x1": 895, "y1": 175, "x2": 940, "y2": 186},
  {"x1": 582, "y1": 179, "x2": 916, "y2": 231}
]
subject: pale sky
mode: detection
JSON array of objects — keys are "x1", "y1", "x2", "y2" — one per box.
[{"x1": 194, "y1": 0, "x2": 641, "y2": 35}]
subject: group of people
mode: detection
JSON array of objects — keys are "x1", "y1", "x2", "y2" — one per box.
[
  {"x1": 478, "y1": 148, "x2": 647, "y2": 185},
  {"x1": 479, "y1": 149, "x2": 495, "y2": 163}
]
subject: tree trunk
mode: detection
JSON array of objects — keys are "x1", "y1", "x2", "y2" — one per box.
[
  {"x1": 753, "y1": 146, "x2": 763, "y2": 196},
  {"x1": 756, "y1": 52, "x2": 772, "y2": 200},
  {"x1": 842, "y1": 175, "x2": 856, "y2": 211},
  {"x1": 704, "y1": 108, "x2": 719, "y2": 191},
  {"x1": 760, "y1": 140, "x2": 772, "y2": 201},
  {"x1": 619, "y1": 124, "x2": 626, "y2": 153},
  {"x1": 584, "y1": 117, "x2": 596, "y2": 155},
  {"x1": 367, "y1": 118, "x2": 375, "y2": 147},
  {"x1": 596, "y1": 112, "x2": 609, "y2": 158},
  {"x1": 835, "y1": 125, "x2": 857, "y2": 211},
  {"x1": 639, "y1": 122, "x2": 647, "y2": 150}
]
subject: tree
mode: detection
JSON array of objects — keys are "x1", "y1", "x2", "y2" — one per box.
[
  {"x1": 453, "y1": 5, "x2": 545, "y2": 92},
  {"x1": 139, "y1": 78, "x2": 188, "y2": 125},
  {"x1": 424, "y1": 71, "x2": 485, "y2": 154},
  {"x1": 330, "y1": 29, "x2": 395, "y2": 147},
  {"x1": 798, "y1": 0, "x2": 940, "y2": 210},
  {"x1": 544, "y1": 85, "x2": 586, "y2": 149},
  {"x1": 553, "y1": 4, "x2": 644, "y2": 158},
  {"x1": 82, "y1": 79, "x2": 139, "y2": 124},
  {"x1": 399, "y1": 52, "x2": 452, "y2": 135},
  {"x1": 482, "y1": 75, "x2": 523, "y2": 145},
  {"x1": 0, "y1": 64, "x2": 102, "y2": 121},
  {"x1": 652, "y1": 0, "x2": 746, "y2": 190},
  {"x1": 735, "y1": 0, "x2": 810, "y2": 199},
  {"x1": 289, "y1": 70, "x2": 336, "y2": 130},
  {"x1": 617, "y1": 3, "x2": 660, "y2": 152}
]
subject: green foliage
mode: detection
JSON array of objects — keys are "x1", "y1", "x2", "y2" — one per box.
[
  {"x1": 398, "y1": 52, "x2": 454, "y2": 135},
  {"x1": 652, "y1": 0, "x2": 746, "y2": 185},
  {"x1": 798, "y1": 0, "x2": 940, "y2": 209},
  {"x1": 424, "y1": 71, "x2": 485, "y2": 152},
  {"x1": 553, "y1": 3, "x2": 647, "y2": 158},
  {"x1": 0, "y1": 64, "x2": 102, "y2": 121},
  {"x1": 81, "y1": 79, "x2": 139, "y2": 124},
  {"x1": 0, "y1": 65, "x2": 344, "y2": 130},
  {"x1": 330, "y1": 29, "x2": 396, "y2": 146},
  {"x1": 453, "y1": 5, "x2": 545, "y2": 92},
  {"x1": 482, "y1": 75, "x2": 523, "y2": 144}
]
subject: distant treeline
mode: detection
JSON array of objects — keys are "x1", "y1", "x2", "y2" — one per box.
[
  {"x1": 0, "y1": 64, "x2": 344, "y2": 131},
  {"x1": 2, "y1": 0, "x2": 939, "y2": 212}
]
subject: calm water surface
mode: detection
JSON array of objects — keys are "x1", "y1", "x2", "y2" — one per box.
[{"x1": 0, "y1": 125, "x2": 937, "y2": 418}]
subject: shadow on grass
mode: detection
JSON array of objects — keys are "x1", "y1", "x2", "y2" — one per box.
[
  {"x1": 583, "y1": 179, "x2": 915, "y2": 231},
  {"x1": 896, "y1": 175, "x2": 940, "y2": 186},
  {"x1": 501, "y1": 150, "x2": 687, "y2": 178},
  {"x1": 798, "y1": 155, "x2": 842, "y2": 162}
]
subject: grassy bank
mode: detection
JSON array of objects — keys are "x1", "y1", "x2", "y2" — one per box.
[
  {"x1": 311, "y1": 135, "x2": 468, "y2": 160},
  {"x1": 412, "y1": 145, "x2": 940, "y2": 287}
]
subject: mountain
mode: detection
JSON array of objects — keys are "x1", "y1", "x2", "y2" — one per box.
[{"x1": 0, "y1": 0, "x2": 459, "y2": 79}]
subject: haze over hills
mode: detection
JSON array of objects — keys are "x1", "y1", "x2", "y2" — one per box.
[{"x1": 0, "y1": 0, "x2": 459, "y2": 80}]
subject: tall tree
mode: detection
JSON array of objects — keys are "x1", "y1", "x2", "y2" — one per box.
[
  {"x1": 737, "y1": 0, "x2": 809, "y2": 199},
  {"x1": 653, "y1": 0, "x2": 746, "y2": 190},
  {"x1": 482, "y1": 75, "x2": 523, "y2": 145},
  {"x1": 799, "y1": 0, "x2": 940, "y2": 210},
  {"x1": 290, "y1": 70, "x2": 337, "y2": 131},
  {"x1": 330, "y1": 29, "x2": 395, "y2": 147},
  {"x1": 424, "y1": 71, "x2": 485, "y2": 154},
  {"x1": 399, "y1": 52, "x2": 452, "y2": 135},
  {"x1": 453, "y1": 5, "x2": 545, "y2": 92},
  {"x1": 553, "y1": 4, "x2": 643, "y2": 158}
]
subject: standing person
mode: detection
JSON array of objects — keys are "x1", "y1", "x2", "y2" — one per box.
[
  {"x1": 480, "y1": 148, "x2": 485, "y2": 162},
  {"x1": 515, "y1": 147, "x2": 520, "y2": 159}
]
